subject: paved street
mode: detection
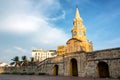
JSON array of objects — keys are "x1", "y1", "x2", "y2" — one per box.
[{"x1": 0, "y1": 75, "x2": 119, "y2": 80}]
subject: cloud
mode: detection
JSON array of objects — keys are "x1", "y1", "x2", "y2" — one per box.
[
  {"x1": 46, "y1": 11, "x2": 66, "y2": 21},
  {"x1": 33, "y1": 0, "x2": 61, "y2": 15},
  {"x1": 0, "y1": 0, "x2": 65, "y2": 34},
  {"x1": 32, "y1": 26, "x2": 69, "y2": 49},
  {"x1": 0, "y1": 0, "x2": 70, "y2": 63},
  {"x1": 0, "y1": 14, "x2": 40, "y2": 34},
  {"x1": 0, "y1": 0, "x2": 69, "y2": 42}
]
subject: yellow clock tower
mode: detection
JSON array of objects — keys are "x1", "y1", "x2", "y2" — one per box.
[
  {"x1": 72, "y1": 7, "x2": 87, "y2": 41},
  {"x1": 66, "y1": 7, "x2": 93, "y2": 53}
]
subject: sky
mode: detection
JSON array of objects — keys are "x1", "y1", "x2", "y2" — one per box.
[{"x1": 0, "y1": 0, "x2": 120, "y2": 63}]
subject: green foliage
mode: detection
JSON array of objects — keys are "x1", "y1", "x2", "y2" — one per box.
[
  {"x1": 20, "y1": 72, "x2": 27, "y2": 75},
  {"x1": 29, "y1": 57, "x2": 36, "y2": 66},
  {"x1": 20, "y1": 72, "x2": 35, "y2": 75},
  {"x1": 10, "y1": 55, "x2": 37, "y2": 67},
  {"x1": 1, "y1": 72, "x2": 11, "y2": 74},
  {"x1": 11, "y1": 72, "x2": 19, "y2": 75},
  {"x1": 11, "y1": 56, "x2": 21, "y2": 67},
  {"x1": 1, "y1": 72, "x2": 35, "y2": 75},
  {"x1": 31, "y1": 57, "x2": 34, "y2": 62},
  {"x1": 21, "y1": 56, "x2": 30, "y2": 66},
  {"x1": 10, "y1": 62, "x2": 15, "y2": 65},
  {"x1": 22, "y1": 56, "x2": 27, "y2": 61},
  {"x1": 118, "y1": 76, "x2": 120, "y2": 79},
  {"x1": 11, "y1": 56, "x2": 19, "y2": 61},
  {"x1": 38, "y1": 73, "x2": 46, "y2": 75},
  {"x1": 27, "y1": 72, "x2": 35, "y2": 75}
]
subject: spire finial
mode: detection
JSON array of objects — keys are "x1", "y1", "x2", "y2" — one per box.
[
  {"x1": 76, "y1": 4, "x2": 78, "y2": 8},
  {"x1": 74, "y1": 5, "x2": 82, "y2": 21},
  {"x1": 75, "y1": 5, "x2": 80, "y2": 19}
]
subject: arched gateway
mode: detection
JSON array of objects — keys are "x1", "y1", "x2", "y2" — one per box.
[
  {"x1": 70, "y1": 58, "x2": 78, "y2": 76},
  {"x1": 97, "y1": 62, "x2": 110, "y2": 78},
  {"x1": 53, "y1": 65, "x2": 59, "y2": 76}
]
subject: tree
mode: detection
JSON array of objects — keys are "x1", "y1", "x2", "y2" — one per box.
[
  {"x1": 10, "y1": 56, "x2": 21, "y2": 67},
  {"x1": 29, "y1": 57, "x2": 36, "y2": 66},
  {"x1": 21, "y1": 56, "x2": 29, "y2": 66}
]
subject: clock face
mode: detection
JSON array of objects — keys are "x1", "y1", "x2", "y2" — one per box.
[
  {"x1": 77, "y1": 22, "x2": 80, "y2": 26},
  {"x1": 78, "y1": 30, "x2": 82, "y2": 36},
  {"x1": 73, "y1": 31, "x2": 77, "y2": 36}
]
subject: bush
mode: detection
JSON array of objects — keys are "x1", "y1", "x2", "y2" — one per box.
[
  {"x1": 38, "y1": 73, "x2": 46, "y2": 75},
  {"x1": 20, "y1": 72, "x2": 35, "y2": 75},
  {"x1": 12, "y1": 72, "x2": 19, "y2": 75},
  {"x1": 27, "y1": 72, "x2": 35, "y2": 75},
  {"x1": 1, "y1": 72, "x2": 36, "y2": 75},
  {"x1": 1, "y1": 72, "x2": 11, "y2": 74},
  {"x1": 117, "y1": 76, "x2": 120, "y2": 79},
  {"x1": 20, "y1": 72, "x2": 27, "y2": 75}
]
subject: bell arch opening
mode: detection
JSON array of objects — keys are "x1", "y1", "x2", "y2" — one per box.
[
  {"x1": 97, "y1": 61, "x2": 110, "y2": 78},
  {"x1": 70, "y1": 58, "x2": 78, "y2": 76}
]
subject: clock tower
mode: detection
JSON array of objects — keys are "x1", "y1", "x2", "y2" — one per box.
[
  {"x1": 66, "y1": 6, "x2": 93, "y2": 53},
  {"x1": 72, "y1": 7, "x2": 87, "y2": 41}
]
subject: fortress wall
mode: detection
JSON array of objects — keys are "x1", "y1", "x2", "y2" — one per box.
[
  {"x1": 0, "y1": 48, "x2": 120, "y2": 78},
  {"x1": 86, "y1": 48, "x2": 120, "y2": 78}
]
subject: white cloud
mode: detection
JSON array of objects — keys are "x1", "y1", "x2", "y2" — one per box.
[
  {"x1": 0, "y1": 14, "x2": 40, "y2": 33},
  {"x1": 0, "y1": 0, "x2": 69, "y2": 43},
  {"x1": 46, "y1": 11, "x2": 66, "y2": 21},
  {"x1": 32, "y1": 26, "x2": 69, "y2": 48},
  {"x1": 0, "y1": 0, "x2": 70, "y2": 63},
  {"x1": 34, "y1": 0, "x2": 61, "y2": 15},
  {"x1": 0, "y1": 0, "x2": 64, "y2": 34}
]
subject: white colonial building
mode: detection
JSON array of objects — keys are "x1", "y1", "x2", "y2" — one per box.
[
  {"x1": 0, "y1": 62, "x2": 11, "y2": 67},
  {"x1": 32, "y1": 49, "x2": 57, "y2": 62}
]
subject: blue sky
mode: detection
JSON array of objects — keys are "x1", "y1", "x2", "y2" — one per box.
[{"x1": 0, "y1": 0, "x2": 120, "y2": 63}]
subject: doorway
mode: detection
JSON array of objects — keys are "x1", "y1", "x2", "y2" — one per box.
[
  {"x1": 70, "y1": 58, "x2": 78, "y2": 76},
  {"x1": 53, "y1": 65, "x2": 58, "y2": 76},
  {"x1": 97, "y1": 62, "x2": 110, "y2": 78}
]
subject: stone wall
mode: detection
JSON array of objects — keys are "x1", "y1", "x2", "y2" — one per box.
[
  {"x1": 0, "y1": 66, "x2": 38, "y2": 74},
  {"x1": 86, "y1": 48, "x2": 120, "y2": 78},
  {"x1": 63, "y1": 52, "x2": 87, "y2": 77},
  {"x1": 0, "y1": 47, "x2": 120, "y2": 78}
]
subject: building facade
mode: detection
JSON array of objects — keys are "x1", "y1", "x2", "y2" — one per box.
[
  {"x1": 32, "y1": 49, "x2": 57, "y2": 61},
  {"x1": 57, "y1": 46, "x2": 66, "y2": 55}
]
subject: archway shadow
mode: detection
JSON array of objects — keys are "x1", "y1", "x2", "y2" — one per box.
[
  {"x1": 70, "y1": 58, "x2": 78, "y2": 76},
  {"x1": 97, "y1": 61, "x2": 110, "y2": 78},
  {"x1": 53, "y1": 65, "x2": 59, "y2": 76}
]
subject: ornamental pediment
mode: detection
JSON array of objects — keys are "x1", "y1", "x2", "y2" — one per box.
[{"x1": 66, "y1": 38, "x2": 82, "y2": 44}]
